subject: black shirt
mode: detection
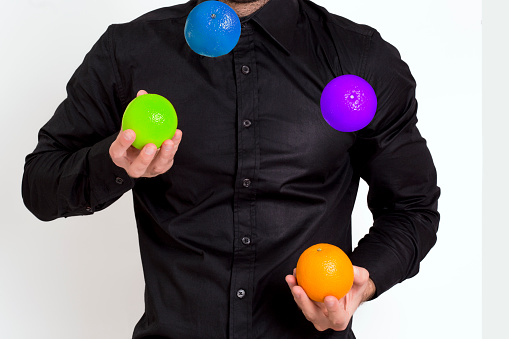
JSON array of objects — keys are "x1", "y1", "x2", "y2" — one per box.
[{"x1": 22, "y1": 0, "x2": 440, "y2": 338}]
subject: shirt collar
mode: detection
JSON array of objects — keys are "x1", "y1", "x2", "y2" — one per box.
[
  {"x1": 194, "y1": 0, "x2": 300, "y2": 54},
  {"x1": 250, "y1": 0, "x2": 300, "y2": 54}
]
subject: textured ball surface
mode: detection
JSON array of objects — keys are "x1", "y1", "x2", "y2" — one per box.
[
  {"x1": 320, "y1": 75, "x2": 377, "y2": 132},
  {"x1": 121, "y1": 94, "x2": 178, "y2": 149},
  {"x1": 296, "y1": 243, "x2": 354, "y2": 303},
  {"x1": 184, "y1": 1, "x2": 241, "y2": 57}
]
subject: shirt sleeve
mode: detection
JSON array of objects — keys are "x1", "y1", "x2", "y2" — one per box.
[
  {"x1": 22, "y1": 25, "x2": 135, "y2": 221},
  {"x1": 348, "y1": 30, "x2": 441, "y2": 299}
]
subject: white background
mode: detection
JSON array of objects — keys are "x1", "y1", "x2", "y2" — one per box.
[{"x1": 0, "y1": 0, "x2": 482, "y2": 338}]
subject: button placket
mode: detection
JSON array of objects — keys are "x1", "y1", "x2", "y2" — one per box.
[{"x1": 229, "y1": 25, "x2": 258, "y2": 338}]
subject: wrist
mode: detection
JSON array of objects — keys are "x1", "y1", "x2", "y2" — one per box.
[{"x1": 363, "y1": 278, "x2": 376, "y2": 302}]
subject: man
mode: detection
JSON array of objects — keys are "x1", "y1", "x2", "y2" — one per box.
[{"x1": 22, "y1": 0, "x2": 440, "y2": 338}]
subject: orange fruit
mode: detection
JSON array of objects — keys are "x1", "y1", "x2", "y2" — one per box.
[{"x1": 295, "y1": 243, "x2": 354, "y2": 303}]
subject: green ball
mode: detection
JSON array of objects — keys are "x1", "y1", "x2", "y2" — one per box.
[{"x1": 121, "y1": 94, "x2": 178, "y2": 149}]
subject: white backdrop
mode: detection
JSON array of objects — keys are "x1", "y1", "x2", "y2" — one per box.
[{"x1": 0, "y1": 0, "x2": 481, "y2": 338}]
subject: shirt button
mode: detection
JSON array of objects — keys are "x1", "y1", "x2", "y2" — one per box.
[
  {"x1": 242, "y1": 119, "x2": 252, "y2": 128},
  {"x1": 241, "y1": 65, "x2": 250, "y2": 74},
  {"x1": 237, "y1": 289, "x2": 246, "y2": 299},
  {"x1": 242, "y1": 237, "x2": 251, "y2": 245},
  {"x1": 242, "y1": 178, "x2": 251, "y2": 188},
  {"x1": 115, "y1": 177, "x2": 124, "y2": 185}
]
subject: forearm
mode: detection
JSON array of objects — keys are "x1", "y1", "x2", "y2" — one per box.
[
  {"x1": 22, "y1": 133, "x2": 134, "y2": 221},
  {"x1": 22, "y1": 25, "x2": 137, "y2": 221},
  {"x1": 350, "y1": 208, "x2": 439, "y2": 299},
  {"x1": 349, "y1": 117, "x2": 440, "y2": 299}
]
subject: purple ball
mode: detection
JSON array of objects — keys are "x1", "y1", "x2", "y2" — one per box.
[{"x1": 320, "y1": 75, "x2": 377, "y2": 132}]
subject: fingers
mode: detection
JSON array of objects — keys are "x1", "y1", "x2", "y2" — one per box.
[
  {"x1": 285, "y1": 274, "x2": 297, "y2": 289},
  {"x1": 285, "y1": 274, "x2": 318, "y2": 315},
  {"x1": 127, "y1": 143, "x2": 158, "y2": 178},
  {"x1": 285, "y1": 275, "x2": 326, "y2": 329},
  {"x1": 112, "y1": 90, "x2": 180, "y2": 178},
  {"x1": 110, "y1": 129, "x2": 136, "y2": 167},
  {"x1": 112, "y1": 125, "x2": 182, "y2": 178},
  {"x1": 110, "y1": 129, "x2": 153, "y2": 178},
  {"x1": 150, "y1": 140, "x2": 175, "y2": 175},
  {"x1": 111, "y1": 130, "x2": 135, "y2": 158},
  {"x1": 144, "y1": 129, "x2": 183, "y2": 177},
  {"x1": 285, "y1": 266, "x2": 373, "y2": 332},
  {"x1": 285, "y1": 270, "x2": 352, "y2": 332},
  {"x1": 352, "y1": 266, "x2": 371, "y2": 292},
  {"x1": 172, "y1": 129, "x2": 183, "y2": 146},
  {"x1": 353, "y1": 266, "x2": 364, "y2": 283},
  {"x1": 285, "y1": 274, "x2": 306, "y2": 308},
  {"x1": 324, "y1": 296, "x2": 349, "y2": 331}
]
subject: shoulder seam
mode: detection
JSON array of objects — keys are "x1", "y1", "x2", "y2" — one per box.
[
  {"x1": 323, "y1": 16, "x2": 375, "y2": 38},
  {"x1": 302, "y1": 1, "x2": 375, "y2": 38},
  {"x1": 359, "y1": 32, "x2": 374, "y2": 79},
  {"x1": 106, "y1": 25, "x2": 128, "y2": 108}
]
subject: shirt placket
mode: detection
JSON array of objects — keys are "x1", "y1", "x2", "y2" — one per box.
[{"x1": 229, "y1": 23, "x2": 258, "y2": 339}]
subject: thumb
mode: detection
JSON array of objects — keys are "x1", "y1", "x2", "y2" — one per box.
[
  {"x1": 137, "y1": 90, "x2": 148, "y2": 97},
  {"x1": 352, "y1": 266, "x2": 369, "y2": 284}
]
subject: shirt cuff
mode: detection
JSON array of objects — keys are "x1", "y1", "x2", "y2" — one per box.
[
  {"x1": 349, "y1": 243, "x2": 405, "y2": 300},
  {"x1": 87, "y1": 133, "x2": 135, "y2": 211}
]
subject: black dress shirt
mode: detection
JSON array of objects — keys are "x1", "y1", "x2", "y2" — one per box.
[{"x1": 22, "y1": 0, "x2": 440, "y2": 338}]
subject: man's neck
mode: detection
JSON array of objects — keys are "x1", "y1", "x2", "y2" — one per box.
[{"x1": 219, "y1": 0, "x2": 270, "y2": 18}]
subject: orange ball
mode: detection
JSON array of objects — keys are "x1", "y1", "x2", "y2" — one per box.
[{"x1": 295, "y1": 243, "x2": 354, "y2": 303}]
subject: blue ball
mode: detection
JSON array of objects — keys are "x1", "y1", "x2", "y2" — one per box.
[{"x1": 184, "y1": 1, "x2": 241, "y2": 57}]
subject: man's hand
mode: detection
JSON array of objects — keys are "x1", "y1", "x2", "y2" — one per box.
[
  {"x1": 109, "y1": 90, "x2": 183, "y2": 178},
  {"x1": 285, "y1": 266, "x2": 375, "y2": 332}
]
